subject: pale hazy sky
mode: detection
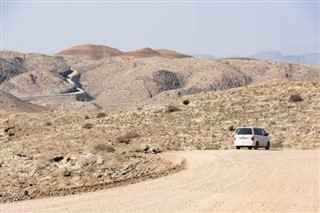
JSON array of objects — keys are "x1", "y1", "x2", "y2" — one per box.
[{"x1": 1, "y1": 0, "x2": 319, "y2": 57}]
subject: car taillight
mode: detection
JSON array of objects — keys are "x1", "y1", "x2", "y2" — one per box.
[
  {"x1": 251, "y1": 136, "x2": 254, "y2": 141},
  {"x1": 233, "y1": 136, "x2": 236, "y2": 141}
]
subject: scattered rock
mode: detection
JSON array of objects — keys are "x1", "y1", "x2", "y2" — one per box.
[
  {"x1": 82, "y1": 123, "x2": 94, "y2": 129},
  {"x1": 116, "y1": 131, "x2": 140, "y2": 144},
  {"x1": 62, "y1": 169, "x2": 71, "y2": 177},
  {"x1": 183, "y1": 99, "x2": 190, "y2": 105},
  {"x1": 52, "y1": 156, "x2": 64, "y2": 162}
]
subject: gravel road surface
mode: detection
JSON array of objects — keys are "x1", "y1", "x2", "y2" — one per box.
[{"x1": 2, "y1": 150, "x2": 319, "y2": 212}]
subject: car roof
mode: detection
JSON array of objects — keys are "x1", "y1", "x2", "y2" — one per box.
[{"x1": 236, "y1": 127, "x2": 264, "y2": 129}]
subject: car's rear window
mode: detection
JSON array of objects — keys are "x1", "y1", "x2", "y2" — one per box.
[{"x1": 235, "y1": 128, "x2": 252, "y2": 135}]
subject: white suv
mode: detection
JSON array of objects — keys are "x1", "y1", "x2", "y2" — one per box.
[{"x1": 233, "y1": 127, "x2": 270, "y2": 150}]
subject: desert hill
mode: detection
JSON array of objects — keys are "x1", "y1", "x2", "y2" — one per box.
[
  {"x1": 1, "y1": 49, "x2": 320, "y2": 110},
  {"x1": 0, "y1": 50, "x2": 68, "y2": 84},
  {"x1": 0, "y1": 68, "x2": 74, "y2": 98},
  {"x1": 68, "y1": 56, "x2": 319, "y2": 108},
  {"x1": 56, "y1": 44, "x2": 123, "y2": 59},
  {"x1": 0, "y1": 90, "x2": 45, "y2": 112},
  {"x1": 56, "y1": 44, "x2": 192, "y2": 59},
  {"x1": 1, "y1": 47, "x2": 319, "y2": 205},
  {"x1": 156, "y1": 49, "x2": 192, "y2": 58},
  {"x1": 0, "y1": 81, "x2": 319, "y2": 202},
  {"x1": 125, "y1": 47, "x2": 162, "y2": 57}
]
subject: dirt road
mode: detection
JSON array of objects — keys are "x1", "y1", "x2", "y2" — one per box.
[{"x1": 1, "y1": 150, "x2": 319, "y2": 212}]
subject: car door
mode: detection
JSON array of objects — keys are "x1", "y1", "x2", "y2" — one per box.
[
  {"x1": 261, "y1": 129, "x2": 268, "y2": 146},
  {"x1": 253, "y1": 128, "x2": 260, "y2": 146}
]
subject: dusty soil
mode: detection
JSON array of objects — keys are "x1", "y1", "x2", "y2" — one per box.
[{"x1": 2, "y1": 150, "x2": 319, "y2": 212}]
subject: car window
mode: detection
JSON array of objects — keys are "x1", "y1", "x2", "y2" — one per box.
[
  {"x1": 261, "y1": 129, "x2": 267, "y2": 135},
  {"x1": 236, "y1": 128, "x2": 252, "y2": 135},
  {"x1": 254, "y1": 128, "x2": 260, "y2": 135},
  {"x1": 254, "y1": 128, "x2": 263, "y2": 135}
]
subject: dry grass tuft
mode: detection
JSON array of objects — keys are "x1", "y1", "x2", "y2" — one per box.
[{"x1": 94, "y1": 143, "x2": 115, "y2": 152}]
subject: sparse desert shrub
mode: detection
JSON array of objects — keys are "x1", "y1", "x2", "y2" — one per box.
[
  {"x1": 204, "y1": 144, "x2": 220, "y2": 150},
  {"x1": 94, "y1": 143, "x2": 115, "y2": 153},
  {"x1": 97, "y1": 112, "x2": 107, "y2": 118},
  {"x1": 228, "y1": 125, "x2": 235, "y2": 131},
  {"x1": 83, "y1": 123, "x2": 94, "y2": 129},
  {"x1": 116, "y1": 131, "x2": 140, "y2": 144},
  {"x1": 289, "y1": 94, "x2": 303, "y2": 102},
  {"x1": 166, "y1": 105, "x2": 179, "y2": 112},
  {"x1": 43, "y1": 121, "x2": 52, "y2": 126},
  {"x1": 183, "y1": 99, "x2": 190, "y2": 105},
  {"x1": 84, "y1": 115, "x2": 90, "y2": 119}
]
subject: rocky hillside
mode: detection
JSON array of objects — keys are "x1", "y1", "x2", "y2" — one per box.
[
  {"x1": 0, "y1": 50, "x2": 68, "y2": 84},
  {"x1": 1, "y1": 49, "x2": 319, "y2": 110},
  {"x1": 67, "y1": 56, "x2": 320, "y2": 108},
  {"x1": 0, "y1": 81, "x2": 319, "y2": 202}
]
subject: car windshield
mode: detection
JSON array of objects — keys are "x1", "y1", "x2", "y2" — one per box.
[{"x1": 235, "y1": 128, "x2": 252, "y2": 135}]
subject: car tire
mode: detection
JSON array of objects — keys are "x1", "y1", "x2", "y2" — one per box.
[
  {"x1": 236, "y1": 146, "x2": 240, "y2": 149},
  {"x1": 254, "y1": 142, "x2": 259, "y2": 150},
  {"x1": 248, "y1": 147, "x2": 252, "y2": 150},
  {"x1": 265, "y1": 142, "x2": 270, "y2": 150}
]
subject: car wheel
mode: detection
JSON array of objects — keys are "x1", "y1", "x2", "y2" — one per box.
[
  {"x1": 236, "y1": 146, "x2": 240, "y2": 149},
  {"x1": 248, "y1": 147, "x2": 252, "y2": 150},
  {"x1": 254, "y1": 142, "x2": 259, "y2": 150},
  {"x1": 265, "y1": 142, "x2": 270, "y2": 150}
]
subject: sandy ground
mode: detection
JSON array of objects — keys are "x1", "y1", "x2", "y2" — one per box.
[{"x1": 1, "y1": 150, "x2": 319, "y2": 213}]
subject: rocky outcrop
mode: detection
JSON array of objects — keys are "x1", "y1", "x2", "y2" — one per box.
[{"x1": 144, "y1": 70, "x2": 183, "y2": 98}]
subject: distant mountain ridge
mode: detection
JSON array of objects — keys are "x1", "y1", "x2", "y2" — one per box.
[
  {"x1": 56, "y1": 44, "x2": 192, "y2": 59},
  {"x1": 249, "y1": 51, "x2": 320, "y2": 65}
]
